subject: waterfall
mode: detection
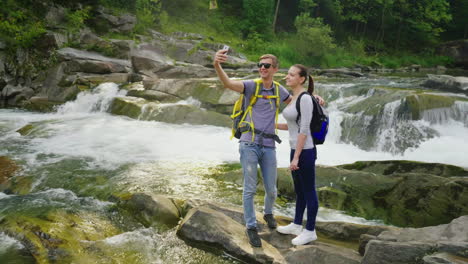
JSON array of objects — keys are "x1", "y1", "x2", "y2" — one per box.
[
  {"x1": 421, "y1": 101, "x2": 468, "y2": 127},
  {"x1": 56, "y1": 83, "x2": 127, "y2": 114}
]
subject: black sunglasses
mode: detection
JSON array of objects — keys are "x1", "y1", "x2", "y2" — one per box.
[{"x1": 257, "y1": 63, "x2": 272, "y2": 69}]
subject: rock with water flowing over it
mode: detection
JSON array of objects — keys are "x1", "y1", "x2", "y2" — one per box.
[
  {"x1": 361, "y1": 215, "x2": 468, "y2": 264},
  {"x1": 117, "y1": 193, "x2": 181, "y2": 229},
  {"x1": 0, "y1": 156, "x2": 19, "y2": 186},
  {"x1": 422, "y1": 74, "x2": 468, "y2": 94}
]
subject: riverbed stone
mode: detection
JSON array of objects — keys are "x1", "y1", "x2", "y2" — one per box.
[
  {"x1": 361, "y1": 216, "x2": 468, "y2": 264},
  {"x1": 118, "y1": 193, "x2": 181, "y2": 229},
  {"x1": 0, "y1": 156, "x2": 19, "y2": 186},
  {"x1": 422, "y1": 74, "x2": 468, "y2": 94}
]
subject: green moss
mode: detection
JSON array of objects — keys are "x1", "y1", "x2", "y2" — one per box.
[
  {"x1": 0, "y1": 210, "x2": 123, "y2": 264},
  {"x1": 404, "y1": 94, "x2": 456, "y2": 120},
  {"x1": 110, "y1": 97, "x2": 144, "y2": 119},
  {"x1": 318, "y1": 187, "x2": 347, "y2": 210},
  {"x1": 0, "y1": 156, "x2": 19, "y2": 185}
]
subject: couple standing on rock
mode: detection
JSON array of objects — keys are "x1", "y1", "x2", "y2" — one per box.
[{"x1": 213, "y1": 49, "x2": 325, "y2": 247}]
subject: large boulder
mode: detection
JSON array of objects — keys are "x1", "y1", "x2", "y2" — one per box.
[
  {"x1": 56, "y1": 48, "x2": 131, "y2": 70},
  {"x1": 362, "y1": 215, "x2": 468, "y2": 264},
  {"x1": 118, "y1": 193, "x2": 181, "y2": 229},
  {"x1": 177, "y1": 202, "x2": 363, "y2": 264},
  {"x1": 0, "y1": 84, "x2": 35, "y2": 106},
  {"x1": 422, "y1": 74, "x2": 468, "y2": 95},
  {"x1": 130, "y1": 43, "x2": 174, "y2": 76}
]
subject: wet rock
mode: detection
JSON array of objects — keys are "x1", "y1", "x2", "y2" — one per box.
[
  {"x1": 362, "y1": 216, "x2": 468, "y2": 264},
  {"x1": 126, "y1": 89, "x2": 178, "y2": 102},
  {"x1": 0, "y1": 84, "x2": 35, "y2": 106},
  {"x1": 57, "y1": 48, "x2": 131, "y2": 69},
  {"x1": 362, "y1": 240, "x2": 434, "y2": 264},
  {"x1": 284, "y1": 243, "x2": 361, "y2": 264},
  {"x1": 0, "y1": 156, "x2": 19, "y2": 186},
  {"x1": 118, "y1": 193, "x2": 181, "y2": 229},
  {"x1": 318, "y1": 68, "x2": 364, "y2": 78},
  {"x1": 130, "y1": 43, "x2": 174, "y2": 76},
  {"x1": 422, "y1": 252, "x2": 466, "y2": 264},
  {"x1": 177, "y1": 205, "x2": 286, "y2": 263},
  {"x1": 177, "y1": 202, "x2": 369, "y2": 264},
  {"x1": 279, "y1": 161, "x2": 468, "y2": 228},
  {"x1": 21, "y1": 96, "x2": 63, "y2": 112},
  {"x1": 422, "y1": 74, "x2": 468, "y2": 94}
]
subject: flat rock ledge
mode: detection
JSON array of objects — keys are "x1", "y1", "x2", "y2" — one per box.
[{"x1": 176, "y1": 202, "x2": 468, "y2": 264}]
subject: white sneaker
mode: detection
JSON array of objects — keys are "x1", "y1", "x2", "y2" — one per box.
[
  {"x1": 277, "y1": 223, "x2": 303, "y2": 236},
  {"x1": 292, "y1": 229, "x2": 317, "y2": 246}
]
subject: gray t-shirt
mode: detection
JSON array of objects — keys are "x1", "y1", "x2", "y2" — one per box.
[
  {"x1": 282, "y1": 93, "x2": 315, "y2": 149},
  {"x1": 240, "y1": 80, "x2": 290, "y2": 147}
]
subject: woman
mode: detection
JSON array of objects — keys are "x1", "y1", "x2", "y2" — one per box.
[{"x1": 276, "y1": 64, "x2": 320, "y2": 246}]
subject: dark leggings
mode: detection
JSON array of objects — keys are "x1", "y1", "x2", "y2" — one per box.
[{"x1": 290, "y1": 148, "x2": 319, "y2": 231}]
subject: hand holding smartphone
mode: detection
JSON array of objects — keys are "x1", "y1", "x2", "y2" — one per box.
[{"x1": 223, "y1": 45, "x2": 230, "y2": 54}]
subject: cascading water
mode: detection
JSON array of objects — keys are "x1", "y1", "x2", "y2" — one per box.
[{"x1": 1, "y1": 77, "x2": 467, "y2": 263}]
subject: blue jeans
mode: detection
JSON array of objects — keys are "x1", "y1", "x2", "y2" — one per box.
[
  {"x1": 239, "y1": 141, "x2": 277, "y2": 229},
  {"x1": 290, "y1": 148, "x2": 318, "y2": 231}
]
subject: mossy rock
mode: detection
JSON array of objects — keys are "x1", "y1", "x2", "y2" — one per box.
[
  {"x1": 317, "y1": 186, "x2": 348, "y2": 210},
  {"x1": 20, "y1": 97, "x2": 63, "y2": 112},
  {"x1": 139, "y1": 103, "x2": 231, "y2": 127},
  {"x1": 0, "y1": 210, "x2": 122, "y2": 263},
  {"x1": 0, "y1": 156, "x2": 20, "y2": 186},
  {"x1": 16, "y1": 124, "x2": 35, "y2": 136},
  {"x1": 117, "y1": 193, "x2": 181, "y2": 229},
  {"x1": 109, "y1": 96, "x2": 145, "y2": 119},
  {"x1": 338, "y1": 160, "x2": 468, "y2": 177},
  {"x1": 402, "y1": 93, "x2": 456, "y2": 120}
]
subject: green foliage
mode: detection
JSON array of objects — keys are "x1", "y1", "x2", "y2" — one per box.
[
  {"x1": 66, "y1": 7, "x2": 91, "y2": 34},
  {"x1": 293, "y1": 13, "x2": 336, "y2": 63},
  {"x1": 0, "y1": 1, "x2": 46, "y2": 49},
  {"x1": 134, "y1": 0, "x2": 162, "y2": 33},
  {"x1": 241, "y1": 0, "x2": 275, "y2": 38}
]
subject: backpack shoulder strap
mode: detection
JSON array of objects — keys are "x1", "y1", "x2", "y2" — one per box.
[{"x1": 295, "y1": 92, "x2": 309, "y2": 124}]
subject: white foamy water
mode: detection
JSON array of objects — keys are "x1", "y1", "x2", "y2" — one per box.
[{"x1": 0, "y1": 232, "x2": 24, "y2": 253}]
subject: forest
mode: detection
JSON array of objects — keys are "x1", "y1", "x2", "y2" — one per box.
[{"x1": 1, "y1": 0, "x2": 467, "y2": 67}]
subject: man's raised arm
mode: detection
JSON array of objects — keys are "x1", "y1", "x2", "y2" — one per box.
[{"x1": 213, "y1": 49, "x2": 244, "y2": 93}]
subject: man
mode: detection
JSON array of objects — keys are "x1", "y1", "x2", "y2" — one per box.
[{"x1": 213, "y1": 49, "x2": 291, "y2": 247}]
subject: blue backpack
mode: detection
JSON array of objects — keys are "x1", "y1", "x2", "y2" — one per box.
[{"x1": 295, "y1": 92, "x2": 329, "y2": 145}]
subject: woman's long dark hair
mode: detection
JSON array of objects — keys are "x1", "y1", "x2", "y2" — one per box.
[{"x1": 293, "y1": 64, "x2": 314, "y2": 95}]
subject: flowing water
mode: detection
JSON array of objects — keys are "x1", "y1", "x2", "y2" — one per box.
[{"x1": 1, "y1": 77, "x2": 467, "y2": 263}]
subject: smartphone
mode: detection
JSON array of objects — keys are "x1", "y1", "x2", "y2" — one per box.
[{"x1": 223, "y1": 45, "x2": 230, "y2": 53}]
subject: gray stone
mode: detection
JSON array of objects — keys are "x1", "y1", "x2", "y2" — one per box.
[
  {"x1": 177, "y1": 206, "x2": 286, "y2": 264},
  {"x1": 285, "y1": 243, "x2": 361, "y2": 264},
  {"x1": 57, "y1": 48, "x2": 131, "y2": 68},
  {"x1": 362, "y1": 240, "x2": 434, "y2": 264},
  {"x1": 119, "y1": 193, "x2": 180, "y2": 229},
  {"x1": 319, "y1": 68, "x2": 364, "y2": 77},
  {"x1": 130, "y1": 44, "x2": 174, "y2": 75},
  {"x1": 423, "y1": 252, "x2": 467, "y2": 264},
  {"x1": 423, "y1": 74, "x2": 468, "y2": 94},
  {"x1": 65, "y1": 60, "x2": 127, "y2": 74},
  {"x1": 377, "y1": 215, "x2": 468, "y2": 243}
]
